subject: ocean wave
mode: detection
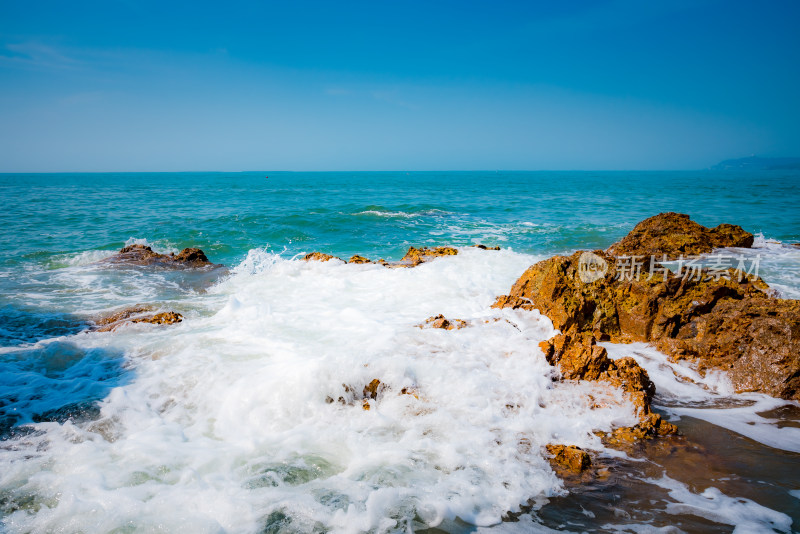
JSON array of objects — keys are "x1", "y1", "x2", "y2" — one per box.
[{"x1": 350, "y1": 208, "x2": 454, "y2": 219}]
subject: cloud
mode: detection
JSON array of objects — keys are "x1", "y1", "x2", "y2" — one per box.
[{"x1": 0, "y1": 42, "x2": 82, "y2": 71}]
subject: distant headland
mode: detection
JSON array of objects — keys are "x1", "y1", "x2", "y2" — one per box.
[{"x1": 712, "y1": 156, "x2": 800, "y2": 170}]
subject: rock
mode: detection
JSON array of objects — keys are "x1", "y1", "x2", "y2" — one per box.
[
  {"x1": 418, "y1": 314, "x2": 468, "y2": 330},
  {"x1": 472, "y1": 244, "x2": 501, "y2": 250},
  {"x1": 303, "y1": 252, "x2": 341, "y2": 262},
  {"x1": 105, "y1": 244, "x2": 216, "y2": 268},
  {"x1": 94, "y1": 306, "x2": 183, "y2": 332},
  {"x1": 539, "y1": 330, "x2": 655, "y2": 414},
  {"x1": 401, "y1": 246, "x2": 458, "y2": 264},
  {"x1": 607, "y1": 212, "x2": 754, "y2": 262},
  {"x1": 301, "y1": 246, "x2": 458, "y2": 268},
  {"x1": 173, "y1": 248, "x2": 209, "y2": 264},
  {"x1": 348, "y1": 255, "x2": 373, "y2": 264},
  {"x1": 494, "y1": 214, "x2": 799, "y2": 402},
  {"x1": 133, "y1": 311, "x2": 183, "y2": 326},
  {"x1": 328, "y1": 379, "x2": 400, "y2": 408},
  {"x1": 545, "y1": 444, "x2": 592, "y2": 473},
  {"x1": 605, "y1": 413, "x2": 679, "y2": 444},
  {"x1": 363, "y1": 379, "x2": 383, "y2": 400},
  {"x1": 660, "y1": 298, "x2": 800, "y2": 399}
]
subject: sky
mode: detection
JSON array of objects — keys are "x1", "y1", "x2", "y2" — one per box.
[{"x1": 0, "y1": 0, "x2": 798, "y2": 172}]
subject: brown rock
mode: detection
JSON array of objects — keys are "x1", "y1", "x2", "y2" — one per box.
[
  {"x1": 494, "y1": 214, "x2": 798, "y2": 403},
  {"x1": 363, "y1": 379, "x2": 383, "y2": 400},
  {"x1": 661, "y1": 298, "x2": 800, "y2": 399},
  {"x1": 606, "y1": 413, "x2": 679, "y2": 444},
  {"x1": 105, "y1": 244, "x2": 215, "y2": 268},
  {"x1": 545, "y1": 444, "x2": 592, "y2": 473},
  {"x1": 607, "y1": 212, "x2": 754, "y2": 262},
  {"x1": 539, "y1": 330, "x2": 655, "y2": 414},
  {"x1": 418, "y1": 314, "x2": 468, "y2": 330},
  {"x1": 303, "y1": 252, "x2": 341, "y2": 262},
  {"x1": 132, "y1": 311, "x2": 183, "y2": 326},
  {"x1": 173, "y1": 248, "x2": 209, "y2": 264},
  {"x1": 94, "y1": 306, "x2": 183, "y2": 332},
  {"x1": 401, "y1": 246, "x2": 458, "y2": 264},
  {"x1": 348, "y1": 255, "x2": 373, "y2": 264},
  {"x1": 472, "y1": 244, "x2": 501, "y2": 250}
]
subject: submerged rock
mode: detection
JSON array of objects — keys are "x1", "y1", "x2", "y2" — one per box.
[
  {"x1": 607, "y1": 212, "x2": 754, "y2": 261},
  {"x1": 472, "y1": 244, "x2": 501, "y2": 250},
  {"x1": 495, "y1": 213, "x2": 799, "y2": 403},
  {"x1": 104, "y1": 244, "x2": 216, "y2": 268},
  {"x1": 418, "y1": 314, "x2": 468, "y2": 330},
  {"x1": 94, "y1": 306, "x2": 183, "y2": 332}
]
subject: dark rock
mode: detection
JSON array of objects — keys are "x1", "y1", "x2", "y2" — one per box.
[{"x1": 105, "y1": 244, "x2": 216, "y2": 268}]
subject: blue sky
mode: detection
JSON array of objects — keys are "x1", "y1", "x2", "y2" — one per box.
[{"x1": 1, "y1": 0, "x2": 798, "y2": 171}]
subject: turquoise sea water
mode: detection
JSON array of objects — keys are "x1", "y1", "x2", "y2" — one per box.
[
  {"x1": 2, "y1": 170, "x2": 799, "y2": 264},
  {"x1": 1, "y1": 171, "x2": 799, "y2": 533}
]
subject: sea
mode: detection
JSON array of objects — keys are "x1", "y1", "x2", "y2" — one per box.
[{"x1": 0, "y1": 171, "x2": 799, "y2": 533}]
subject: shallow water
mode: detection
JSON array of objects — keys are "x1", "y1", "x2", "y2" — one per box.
[{"x1": 1, "y1": 171, "x2": 799, "y2": 532}]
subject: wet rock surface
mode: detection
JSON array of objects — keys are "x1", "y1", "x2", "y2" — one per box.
[
  {"x1": 302, "y1": 252, "x2": 342, "y2": 262},
  {"x1": 103, "y1": 244, "x2": 217, "y2": 268},
  {"x1": 401, "y1": 246, "x2": 458, "y2": 264},
  {"x1": 93, "y1": 306, "x2": 183, "y2": 332},
  {"x1": 303, "y1": 245, "x2": 464, "y2": 268},
  {"x1": 545, "y1": 444, "x2": 592, "y2": 473},
  {"x1": 418, "y1": 314, "x2": 468, "y2": 330}
]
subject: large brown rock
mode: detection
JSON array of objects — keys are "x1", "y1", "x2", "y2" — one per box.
[
  {"x1": 494, "y1": 214, "x2": 798, "y2": 402},
  {"x1": 607, "y1": 212, "x2": 754, "y2": 261},
  {"x1": 662, "y1": 298, "x2": 800, "y2": 399},
  {"x1": 105, "y1": 244, "x2": 215, "y2": 268}
]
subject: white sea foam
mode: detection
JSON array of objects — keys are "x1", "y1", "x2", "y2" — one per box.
[
  {"x1": 124, "y1": 237, "x2": 180, "y2": 255},
  {"x1": 603, "y1": 342, "x2": 800, "y2": 453},
  {"x1": 647, "y1": 475, "x2": 793, "y2": 533},
  {"x1": 718, "y1": 234, "x2": 800, "y2": 299},
  {"x1": 351, "y1": 209, "x2": 452, "y2": 218},
  {"x1": 3, "y1": 246, "x2": 797, "y2": 532},
  {"x1": 0, "y1": 248, "x2": 650, "y2": 533},
  {"x1": 47, "y1": 249, "x2": 117, "y2": 268}
]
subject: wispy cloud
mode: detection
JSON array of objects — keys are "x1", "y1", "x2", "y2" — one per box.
[{"x1": 0, "y1": 42, "x2": 82, "y2": 71}]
